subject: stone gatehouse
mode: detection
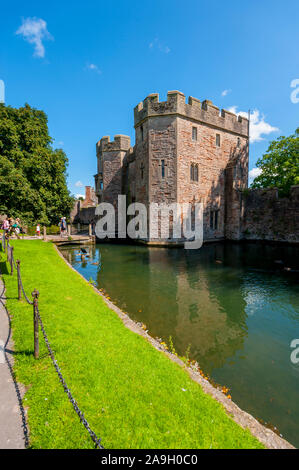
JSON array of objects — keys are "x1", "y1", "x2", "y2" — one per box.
[{"x1": 94, "y1": 91, "x2": 249, "y2": 243}]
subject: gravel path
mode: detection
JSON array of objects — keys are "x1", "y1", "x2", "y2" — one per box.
[{"x1": 0, "y1": 276, "x2": 27, "y2": 449}]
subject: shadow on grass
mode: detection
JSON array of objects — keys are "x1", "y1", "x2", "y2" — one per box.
[
  {"x1": 5, "y1": 348, "x2": 33, "y2": 357},
  {"x1": 0, "y1": 261, "x2": 9, "y2": 275},
  {"x1": 5, "y1": 347, "x2": 50, "y2": 360}
]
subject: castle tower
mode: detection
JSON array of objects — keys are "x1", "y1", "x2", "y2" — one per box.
[
  {"x1": 134, "y1": 91, "x2": 249, "y2": 241},
  {"x1": 95, "y1": 91, "x2": 249, "y2": 243},
  {"x1": 95, "y1": 135, "x2": 131, "y2": 206}
]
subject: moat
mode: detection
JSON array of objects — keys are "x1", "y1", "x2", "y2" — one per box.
[{"x1": 60, "y1": 242, "x2": 299, "y2": 447}]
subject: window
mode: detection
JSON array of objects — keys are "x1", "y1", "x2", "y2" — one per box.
[
  {"x1": 190, "y1": 163, "x2": 199, "y2": 182},
  {"x1": 140, "y1": 163, "x2": 144, "y2": 180},
  {"x1": 194, "y1": 164, "x2": 198, "y2": 182},
  {"x1": 192, "y1": 127, "x2": 197, "y2": 141},
  {"x1": 237, "y1": 137, "x2": 241, "y2": 148},
  {"x1": 214, "y1": 210, "x2": 218, "y2": 230},
  {"x1": 140, "y1": 125, "x2": 143, "y2": 141},
  {"x1": 216, "y1": 133, "x2": 221, "y2": 147},
  {"x1": 210, "y1": 210, "x2": 219, "y2": 230},
  {"x1": 161, "y1": 159, "x2": 165, "y2": 178}
]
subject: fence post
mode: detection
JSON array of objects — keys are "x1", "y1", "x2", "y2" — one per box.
[
  {"x1": 10, "y1": 246, "x2": 14, "y2": 275},
  {"x1": 16, "y1": 260, "x2": 21, "y2": 300},
  {"x1": 67, "y1": 225, "x2": 71, "y2": 236},
  {"x1": 43, "y1": 226, "x2": 47, "y2": 241},
  {"x1": 32, "y1": 289, "x2": 40, "y2": 359},
  {"x1": 89, "y1": 223, "x2": 92, "y2": 236}
]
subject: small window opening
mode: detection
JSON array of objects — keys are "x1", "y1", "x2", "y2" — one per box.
[
  {"x1": 161, "y1": 159, "x2": 165, "y2": 178},
  {"x1": 192, "y1": 127, "x2": 197, "y2": 141},
  {"x1": 210, "y1": 210, "x2": 219, "y2": 230},
  {"x1": 216, "y1": 134, "x2": 221, "y2": 147},
  {"x1": 190, "y1": 163, "x2": 198, "y2": 181}
]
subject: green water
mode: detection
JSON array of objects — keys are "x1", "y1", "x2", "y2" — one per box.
[{"x1": 60, "y1": 242, "x2": 299, "y2": 447}]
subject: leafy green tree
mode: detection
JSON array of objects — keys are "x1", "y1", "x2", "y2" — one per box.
[
  {"x1": 0, "y1": 103, "x2": 74, "y2": 225},
  {"x1": 251, "y1": 128, "x2": 299, "y2": 195}
]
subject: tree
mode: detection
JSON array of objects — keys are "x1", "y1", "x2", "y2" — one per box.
[
  {"x1": 0, "y1": 103, "x2": 74, "y2": 224},
  {"x1": 251, "y1": 128, "x2": 299, "y2": 196}
]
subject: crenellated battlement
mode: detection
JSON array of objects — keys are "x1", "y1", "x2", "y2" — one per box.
[
  {"x1": 96, "y1": 134, "x2": 131, "y2": 153},
  {"x1": 134, "y1": 91, "x2": 249, "y2": 137}
]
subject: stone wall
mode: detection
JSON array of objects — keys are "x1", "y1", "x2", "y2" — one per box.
[
  {"x1": 242, "y1": 186, "x2": 299, "y2": 244},
  {"x1": 70, "y1": 204, "x2": 96, "y2": 224},
  {"x1": 177, "y1": 116, "x2": 248, "y2": 240}
]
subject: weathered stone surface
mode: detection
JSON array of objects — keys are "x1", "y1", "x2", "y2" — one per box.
[
  {"x1": 70, "y1": 186, "x2": 98, "y2": 224},
  {"x1": 242, "y1": 186, "x2": 299, "y2": 244}
]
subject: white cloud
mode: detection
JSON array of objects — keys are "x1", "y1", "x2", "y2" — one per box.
[
  {"x1": 249, "y1": 167, "x2": 262, "y2": 184},
  {"x1": 149, "y1": 38, "x2": 170, "y2": 54},
  {"x1": 16, "y1": 17, "x2": 53, "y2": 58},
  {"x1": 75, "y1": 180, "x2": 83, "y2": 188},
  {"x1": 57, "y1": 141, "x2": 64, "y2": 146},
  {"x1": 86, "y1": 63, "x2": 102, "y2": 74},
  {"x1": 228, "y1": 107, "x2": 279, "y2": 143},
  {"x1": 221, "y1": 89, "x2": 231, "y2": 97}
]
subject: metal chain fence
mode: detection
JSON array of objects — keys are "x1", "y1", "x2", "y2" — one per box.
[{"x1": 0, "y1": 233, "x2": 104, "y2": 449}]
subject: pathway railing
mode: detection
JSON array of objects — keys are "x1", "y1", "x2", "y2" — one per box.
[{"x1": 0, "y1": 233, "x2": 104, "y2": 449}]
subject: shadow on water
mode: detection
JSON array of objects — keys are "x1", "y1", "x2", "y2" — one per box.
[{"x1": 60, "y1": 241, "x2": 299, "y2": 447}]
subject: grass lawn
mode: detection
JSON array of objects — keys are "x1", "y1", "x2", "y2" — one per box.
[{"x1": 0, "y1": 240, "x2": 264, "y2": 449}]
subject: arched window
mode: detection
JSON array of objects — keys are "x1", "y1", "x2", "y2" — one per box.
[
  {"x1": 190, "y1": 163, "x2": 198, "y2": 182},
  {"x1": 190, "y1": 163, "x2": 194, "y2": 180},
  {"x1": 194, "y1": 164, "x2": 198, "y2": 182}
]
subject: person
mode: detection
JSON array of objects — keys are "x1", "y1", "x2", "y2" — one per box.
[
  {"x1": 1, "y1": 218, "x2": 9, "y2": 234},
  {"x1": 59, "y1": 217, "x2": 66, "y2": 237},
  {"x1": 9, "y1": 219, "x2": 20, "y2": 239},
  {"x1": 12, "y1": 222, "x2": 20, "y2": 239},
  {"x1": 63, "y1": 217, "x2": 68, "y2": 236},
  {"x1": 36, "y1": 223, "x2": 41, "y2": 238},
  {"x1": 59, "y1": 218, "x2": 63, "y2": 236}
]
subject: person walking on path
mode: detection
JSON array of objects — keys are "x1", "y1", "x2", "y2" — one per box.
[
  {"x1": 12, "y1": 221, "x2": 21, "y2": 239},
  {"x1": 63, "y1": 217, "x2": 68, "y2": 236},
  {"x1": 0, "y1": 275, "x2": 27, "y2": 448},
  {"x1": 1, "y1": 218, "x2": 9, "y2": 234},
  {"x1": 36, "y1": 224, "x2": 41, "y2": 238},
  {"x1": 59, "y1": 217, "x2": 67, "y2": 237}
]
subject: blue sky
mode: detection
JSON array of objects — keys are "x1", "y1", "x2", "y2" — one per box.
[{"x1": 1, "y1": 0, "x2": 298, "y2": 197}]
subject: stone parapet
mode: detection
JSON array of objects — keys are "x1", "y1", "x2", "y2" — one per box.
[
  {"x1": 96, "y1": 135, "x2": 131, "y2": 153},
  {"x1": 134, "y1": 91, "x2": 249, "y2": 137}
]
